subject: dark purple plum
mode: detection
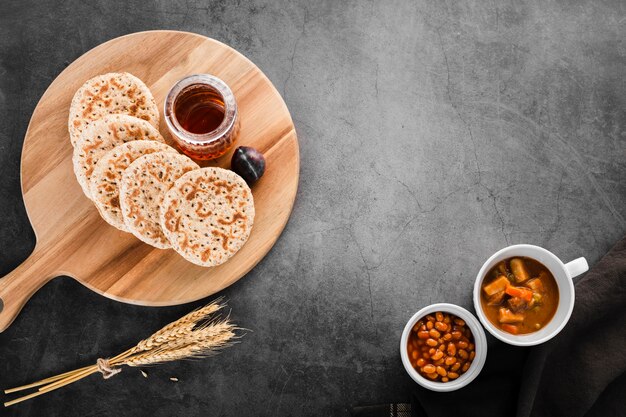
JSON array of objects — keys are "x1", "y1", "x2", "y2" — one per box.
[{"x1": 231, "y1": 146, "x2": 266, "y2": 185}]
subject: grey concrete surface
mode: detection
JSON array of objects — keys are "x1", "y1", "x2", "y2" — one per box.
[{"x1": 0, "y1": 0, "x2": 624, "y2": 416}]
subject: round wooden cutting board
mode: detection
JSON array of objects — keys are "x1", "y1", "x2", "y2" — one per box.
[{"x1": 0, "y1": 31, "x2": 299, "y2": 332}]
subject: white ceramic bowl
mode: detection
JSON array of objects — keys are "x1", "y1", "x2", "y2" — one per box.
[
  {"x1": 400, "y1": 303, "x2": 487, "y2": 392},
  {"x1": 473, "y1": 244, "x2": 588, "y2": 346}
]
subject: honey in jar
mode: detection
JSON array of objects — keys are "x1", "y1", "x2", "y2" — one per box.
[{"x1": 165, "y1": 74, "x2": 239, "y2": 160}]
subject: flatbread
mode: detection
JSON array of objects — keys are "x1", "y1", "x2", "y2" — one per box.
[
  {"x1": 119, "y1": 152, "x2": 199, "y2": 249},
  {"x1": 73, "y1": 114, "x2": 165, "y2": 199},
  {"x1": 159, "y1": 168, "x2": 255, "y2": 267},
  {"x1": 90, "y1": 141, "x2": 177, "y2": 231},
  {"x1": 68, "y1": 72, "x2": 159, "y2": 146}
]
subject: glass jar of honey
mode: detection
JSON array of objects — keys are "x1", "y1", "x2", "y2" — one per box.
[{"x1": 164, "y1": 74, "x2": 239, "y2": 160}]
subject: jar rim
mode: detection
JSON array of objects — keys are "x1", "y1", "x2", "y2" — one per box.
[{"x1": 164, "y1": 74, "x2": 238, "y2": 145}]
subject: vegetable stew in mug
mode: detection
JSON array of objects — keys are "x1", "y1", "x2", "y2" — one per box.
[{"x1": 480, "y1": 257, "x2": 559, "y2": 334}]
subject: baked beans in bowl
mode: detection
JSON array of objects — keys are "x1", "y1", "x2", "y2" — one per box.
[{"x1": 400, "y1": 303, "x2": 487, "y2": 391}]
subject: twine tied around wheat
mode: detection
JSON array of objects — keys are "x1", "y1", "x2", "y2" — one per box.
[
  {"x1": 3, "y1": 298, "x2": 241, "y2": 407},
  {"x1": 96, "y1": 358, "x2": 121, "y2": 379}
]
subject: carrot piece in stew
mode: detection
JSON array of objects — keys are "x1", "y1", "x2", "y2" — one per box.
[
  {"x1": 498, "y1": 308, "x2": 525, "y2": 323},
  {"x1": 501, "y1": 324, "x2": 519, "y2": 334},
  {"x1": 483, "y1": 275, "x2": 510, "y2": 296},
  {"x1": 505, "y1": 286, "x2": 533, "y2": 302}
]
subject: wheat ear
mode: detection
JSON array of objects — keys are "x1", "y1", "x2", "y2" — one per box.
[{"x1": 4, "y1": 299, "x2": 240, "y2": 407}]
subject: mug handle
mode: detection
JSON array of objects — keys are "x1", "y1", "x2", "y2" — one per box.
[{"x1": 565, "y1": 257, "x2": 589, "y2": 279}]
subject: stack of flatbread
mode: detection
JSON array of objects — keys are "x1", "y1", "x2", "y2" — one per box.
[{"x1": 69, "y1": 72, "x2": 254, "y2": 267}]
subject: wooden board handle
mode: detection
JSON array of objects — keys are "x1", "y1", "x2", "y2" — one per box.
[{"x1": 0, "y1": 247, "x2": 56, "y2": 332}]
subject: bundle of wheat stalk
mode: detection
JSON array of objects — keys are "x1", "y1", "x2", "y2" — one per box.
[{"x1": 3, "y1": 299, "x2": 240, "y2": 407}]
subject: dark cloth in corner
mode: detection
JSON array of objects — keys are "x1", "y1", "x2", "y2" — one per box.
[
  {"x1": 351, "y1": 236, "x2": 626, "y2": 417},
  {"x1": 516, "y1": 236, "x2": 626, "y2": 417}
]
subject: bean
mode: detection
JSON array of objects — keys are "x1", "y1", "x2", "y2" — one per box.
[
  {"x1": 433, "y1": 358, "x2": 444, "y2": 366},
  {"x1": 436, "y1": 312, "x2": 444, "y2": 322},
  {"x1": 436, "y1": 366, "x2": 447, "y2": 376},
  {"x1": 441, "y1": 377, "x2": 449, "y2": 382},
  {"x1": 422, "y1": 364, "x2": 436, "y2": 374},
  {"x1": 448, "y1": 372, "x2": 459, "y2": 379},
  {"x1": 462, "y1": 362, "x2": 471, "y2": 372},
  {"x1": 428, "y1": 348, "x2": 436, "y2": 355},
  {"x1": 451, "y1": 362, "x2": 461, "y2": 372},
  {"x1": 453, "y1": 318, "x2": 466, "y2": 326},
  {"x1": 426, "y1": 372, "x2": 438, "y2": 379},
  {"x1": 457, "y1": 341, "x2": 469, "y2": 349},
  {"x1": 417, "y1": 358, "x2": 426, "y2": 368},
  {"x1": 427, "y1": 321, "x2": 434, "y2": 330},
  {"x1": 443, "y1": 316, "x2": 451, "y2": 323},
  {"x1": 458, "y1": 349, "x2": 469, "y2": 360},
  {"x1": 435, "y1": 322, "x2": 447, "y2": 332},
  {"x1": 439, "y1": 344, "x2": 446, "y2": 352},
  {"x1": 447, "y1": 343, "x2": 456, "y2": 356},
  {"x1": 443, "y1": 333, "x2": 452, "y2": 341},
  {"x1": 420, "y1": 324, "x2": 427, "y2": 331},
  {"x1": 438, "y1": 338, "x2": 444, "y2": 344},
  {"x1": 445, "y1": 357, "x2": 456, "y2": 366},
  {"x1": 411, "y1": 350, "x2": 418, "y2": 360},
  {"x1": 426, "y1": 338, "x2": 438, "y2": 347},
  {"x1": 451, "y1": 331, "x2": 462, "y2": 340},
  {"x1": 423, "y1": 353, "x2": 430, "y2": 359},
  {"x1": 429, "y1": 329, "x2": 441, "y2": 339},
  {"x1": 418, "y1": 331, "x2": 430, "y2": 339},
  {"x1": 469, "y1": 343, "x2": 475, "y2": 351},
  {"x1": 431, "y1": 350, "x2": 444, "y2": 361},
  {"x1": 417, "y1": 339, "x2": 424, "y2": 346},
  {"x1": 469, "y1": 351, "x2": 475, "y2": 361},
  {"x1": 426, "y1": 315, "x2": 436, "y2": 322}
]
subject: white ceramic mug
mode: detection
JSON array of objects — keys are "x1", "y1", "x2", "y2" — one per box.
[{"x1": 473, "y1": 244, "x2": 588, "y2": 346}]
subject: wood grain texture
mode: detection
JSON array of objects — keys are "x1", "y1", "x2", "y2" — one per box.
[{"x1": 0, "y1": 31, "x2": 299, "y2": 332}]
